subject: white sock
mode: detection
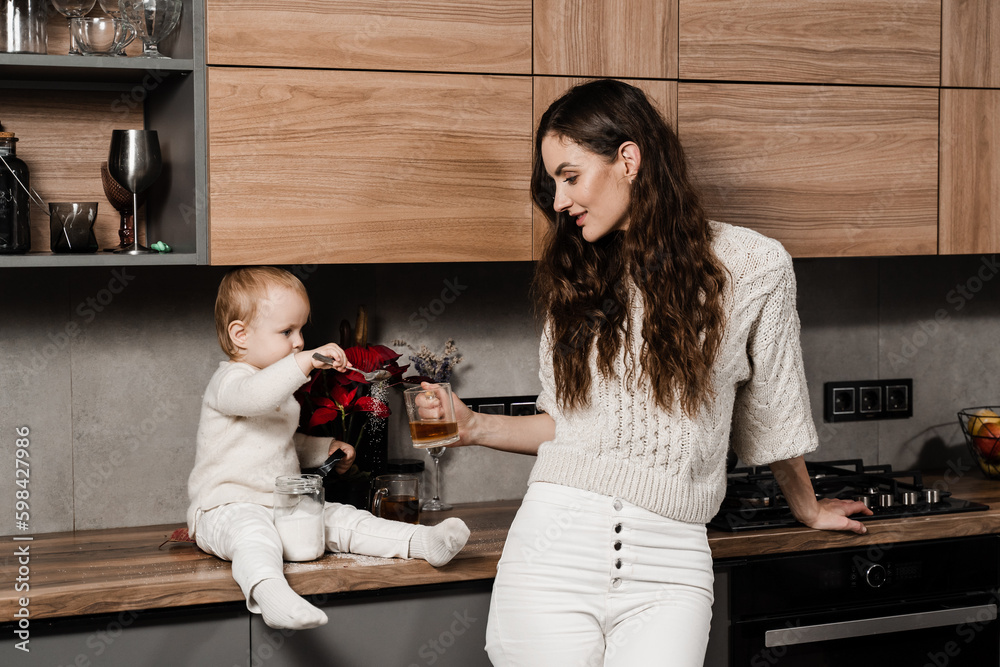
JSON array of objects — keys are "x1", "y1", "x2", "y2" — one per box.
[
  {"x1": 408, "y1": 518, "x2": 470, "y2": 567},
  {"x1": 251, "y1": 578, "x2": 328, "y2": 630}
]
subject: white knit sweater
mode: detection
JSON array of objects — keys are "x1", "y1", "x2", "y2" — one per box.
[
  {"x1": 186, "y1": 354, "x2": 330, "y2": 536},
  {"x1": 529, "y1": 222, "x2": 818, "y2": 524}
]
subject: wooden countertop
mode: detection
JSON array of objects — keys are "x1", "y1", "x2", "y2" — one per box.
[
  {"x1": 707, "y1": 473, "x2": 1000, "y2": 559},
  {"x1": 4, "y1": 474, "x2": 1000, "y2": 622},
  {"x1": 0, "y1": 501, "x2": 517, "y2": 622}
]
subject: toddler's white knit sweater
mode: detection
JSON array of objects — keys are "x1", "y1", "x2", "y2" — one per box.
[
  {"x1": 529, "y1": 222, "x2": 818, "y2": 524},
  {"x1": 186, "y1": 354, "x2": 330, "y2": 536}
]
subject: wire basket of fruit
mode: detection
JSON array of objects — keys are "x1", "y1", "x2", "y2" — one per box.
[{"x1": 958, "y1": 407, "x2": 1000, "y2": 479}]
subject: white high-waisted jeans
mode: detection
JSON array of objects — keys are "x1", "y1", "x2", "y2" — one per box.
[
  {"x1": 194, "y1": 501, "x2": 417, "y2": 613},
  {"x1": 485, "y1": 482, "x2": 714, "y2": 667}
]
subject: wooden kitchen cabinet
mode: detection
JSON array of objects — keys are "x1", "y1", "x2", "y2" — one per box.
[
  {"x1": 0, "y1": 605, "x2": 248, "y2": 666},
  {"x1": 0, "y1": 0, "x2": 208, "y2": 267},
  {"x1": 533, "y1": 0, "x2": 677, "y2": 78},
  {"x1": 676, "y1": 83, "x2": 939, "y2": 257},
  {"x1": 250, "y1": 582, "x2": 493, "y2": 666},
  {"x1": 530, "y1": 77, "x2": 677, "y2": 259},
  {"x1": 942, "y1": 0, "x2": 1000, "y2": 88},
  {"x1": 205, "y1": 0, "x2": 531, "y2": 74},
  {"x1": 679, "y1": 0, "x2": 940, "y2": 86},
  {"x1": 940, "y1": 89, "x2": 1000, "y2": 255},
  {"x1": 207, "y1": 67, "x2": 532, "y2": 265}
]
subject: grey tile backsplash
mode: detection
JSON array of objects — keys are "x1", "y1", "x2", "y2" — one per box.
[{"x1": 2, "y1": 255, "x2": 998, "y2": 533}]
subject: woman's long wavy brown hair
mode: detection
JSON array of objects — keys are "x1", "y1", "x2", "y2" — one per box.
[{"x1": 532, "y1": 79, "x2": 728, "y2": 416}]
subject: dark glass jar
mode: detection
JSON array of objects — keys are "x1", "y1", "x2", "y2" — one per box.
[{"x1": 0, "y1": 131, "x2": 31, "y2": 254}]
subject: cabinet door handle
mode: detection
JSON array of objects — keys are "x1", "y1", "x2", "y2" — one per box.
[{"x1": 765, "y1": 603, "x2": 997, "y2": 647}]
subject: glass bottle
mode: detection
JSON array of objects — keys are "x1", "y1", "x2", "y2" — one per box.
[
  {"x1": 0, "y1": 131, "x2": 31, "y2": 254},
  {"x1": 273, "y1": 475, "x2": 325, "y2": 562}
]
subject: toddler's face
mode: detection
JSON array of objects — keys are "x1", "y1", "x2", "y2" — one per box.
[{"x1": 238, "y1": 286, "x2": 310, "y2": 369}]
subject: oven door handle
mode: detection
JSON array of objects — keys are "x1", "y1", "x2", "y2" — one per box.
[{"x1": 765, "y1": 603, "x2": 997, "y2": 648}]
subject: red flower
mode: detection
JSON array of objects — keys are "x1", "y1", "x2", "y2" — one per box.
[{"x1": 294, "y1": 343, "x2": 419, "y2": 441}]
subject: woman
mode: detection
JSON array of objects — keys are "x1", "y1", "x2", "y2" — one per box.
[{"x1": 452, "y1": 79, "x2": 871, "y2": 666}]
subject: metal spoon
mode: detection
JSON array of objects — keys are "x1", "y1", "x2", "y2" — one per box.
[
  {"x1": 313, "y1": 449, "x2": 346, "y2": 477},
  {"x1": 312, "y1": 352, "x2": 391, "y2": 382}
]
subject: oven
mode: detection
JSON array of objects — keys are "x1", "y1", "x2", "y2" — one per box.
[{"x1": 709, "y1": 535, "x2": 1000, "y2": 666}]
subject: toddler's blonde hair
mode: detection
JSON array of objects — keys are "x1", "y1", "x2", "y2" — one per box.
[{"x1": 215, "y1": 267, "x2": 310, "y2": 360}]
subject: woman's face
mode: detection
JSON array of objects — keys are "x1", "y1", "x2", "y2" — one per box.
[{"x1": 540, "y1": 133, "x2": 635, "y2": 243}]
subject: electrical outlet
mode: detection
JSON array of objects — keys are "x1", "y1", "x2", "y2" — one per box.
[
  {"x1": 824, "y1": 379, "x2": 912, "y2": 422},
  {"x1": 464, "y1": 395, "x2": 540, "y2": 416},
  {"x1": 886, "y1": 384, "x2": 909, "y2": 412},
  {"x1": 860, "y1": 386, "x2": 882, "y2": 413},
  {"x1": 832, "y1": 387, "x2": 855, "y2": 415}
]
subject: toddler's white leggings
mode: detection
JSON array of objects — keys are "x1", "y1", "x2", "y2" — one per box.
[{"x1": 194, "y1": 501, "x2": 417, "y2": 613}]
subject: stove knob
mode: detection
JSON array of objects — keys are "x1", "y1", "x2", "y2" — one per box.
[
  {"x1": 878, "y1": 493, "x2": 894, "y2": 508},
  {"x1": 923, "y1": 488, "x2": 940, "y2": 503},
  {"x1": 901, "y1": 491, "x2": 918, "y2": 505},
  {"x1": 866, "y1": 563, "x2": 888, "y2": 588}
]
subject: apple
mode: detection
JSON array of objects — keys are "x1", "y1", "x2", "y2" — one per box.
[
  {"x1": 974, "y1": 422, "x2": 1000, "y2": 462},
  {"x1": 969, "y1": 409, "x2": 1000, "y2": 436}
]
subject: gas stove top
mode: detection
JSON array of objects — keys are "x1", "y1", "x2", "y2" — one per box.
[{"x1": 709, "y1": 458, "x2": 989, "y2": 532}]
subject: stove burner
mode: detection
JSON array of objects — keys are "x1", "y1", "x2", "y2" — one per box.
[{"x1": 709, "y1": 458, "x2": 988, "y2": 532}]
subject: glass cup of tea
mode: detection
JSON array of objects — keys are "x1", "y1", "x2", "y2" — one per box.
[
  {"x1": 403, "y1": 383, "x2": 460, "y2": 448},
  {"x1": 372, "y1": 474, "x2": 420, "y2": 524}
]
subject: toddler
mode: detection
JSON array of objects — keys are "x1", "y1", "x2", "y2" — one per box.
[{"x1": 187, "y1": 267, "x2": 470, "y2": 630}]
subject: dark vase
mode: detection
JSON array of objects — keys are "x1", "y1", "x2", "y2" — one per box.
[{"x1": 321, "y1": 417, "x2": 388, "y2": 510}]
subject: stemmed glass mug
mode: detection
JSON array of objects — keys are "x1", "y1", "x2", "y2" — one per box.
[
  {"x1": 107, "y1": 129, "x2": 161, "y2": 254},
  {"x1": 117, "y1": 0, "x2": 182, "y2": 58},
  {"x1": 403, "y1": 383, "x2": 459, "y2": 512},
  {"x1": 49, "y1": 0, "x2": 98, "y2": 55},
  {"x1": 423, "y1": 446, "x2": 452, "y2": 511}
]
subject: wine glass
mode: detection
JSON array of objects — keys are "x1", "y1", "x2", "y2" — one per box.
[
  {"x1": 118, "y1": 0, "x2": 182, "y2": 58},
  {"x1": 423, "y1": 446, "x2": 452, "y2": 511},
  {"x1": 98, "y1": 0, "x2": 121, "y2": 16},
  {"x1": 50, "y1": 0, "x2": 98, "y2": 55},
  {"x1": 107, "y1": 129, "x2": 161, "y2": 255}
]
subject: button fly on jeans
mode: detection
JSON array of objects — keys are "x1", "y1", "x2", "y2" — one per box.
[{"x1": 614, "y1": 541, "x2": 622, "y2": 551}]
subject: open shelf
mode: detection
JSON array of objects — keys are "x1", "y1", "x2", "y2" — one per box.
[
  {"x1": 0, "y1": 0, "x2": 207, "y2": 267},
  {"x1": 0, "y1": 251, "x2": 199, "y2": 267},
  {"x1": 0, "y1": 54, "x2": 194, "y2": 84}
]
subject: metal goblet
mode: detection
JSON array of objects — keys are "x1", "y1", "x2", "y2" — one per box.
[{"x1": 107, "y1": 129, "x2": 161, "y2": 255}]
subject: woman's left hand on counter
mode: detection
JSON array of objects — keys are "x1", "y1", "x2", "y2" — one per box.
[{"x1": 801, "y1": 498, "x2": 873, "y2": 534}]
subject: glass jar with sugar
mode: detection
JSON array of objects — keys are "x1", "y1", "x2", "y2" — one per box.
[{"x1": 273, "y1": 475, "x2": 325, "y2": 561}]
